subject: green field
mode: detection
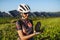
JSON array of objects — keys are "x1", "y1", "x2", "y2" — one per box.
[{"x1": 0, "y1": 17, "x2": 60, "y2": 40}]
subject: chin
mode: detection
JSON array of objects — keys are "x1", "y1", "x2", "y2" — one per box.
[{"x1": 25, "y1": 17, "x2": 28, "y2": 19}]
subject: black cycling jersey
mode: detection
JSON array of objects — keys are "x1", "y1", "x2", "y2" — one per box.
[{"x1": 16, "y1": 19, "x2": 34, "y2": 40}]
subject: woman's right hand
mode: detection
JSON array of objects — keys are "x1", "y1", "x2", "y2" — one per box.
[{"x1": 34, "y1": 30, "x2": 40, "y2": 35}]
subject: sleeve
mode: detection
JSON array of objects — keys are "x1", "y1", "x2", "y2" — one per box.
[{"x1": 16, "y1": 21, "x2": 22, "y2": 30}]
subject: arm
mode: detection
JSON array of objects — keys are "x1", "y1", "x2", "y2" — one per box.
[{"x1": 17, "y1": 30, "x2": 35, "y2": 40}]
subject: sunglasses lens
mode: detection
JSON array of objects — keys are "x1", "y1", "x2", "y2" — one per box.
[
  {"x1": 24, "y1": 12, "x2": 30, "y2": 14},
  {"x1": 24, "y1": 13, "x2": 28, "y2": 14}
]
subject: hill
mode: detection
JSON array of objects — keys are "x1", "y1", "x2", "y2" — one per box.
[{"x1": 0, "y1": 10, "x2": 60, "y2": 18}]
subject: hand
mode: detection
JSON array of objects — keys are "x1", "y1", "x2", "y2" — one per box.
[
  {"x1": 35, "y1": 32, "x2": 40, "y2": 35},
  {"x1": 34, "y1": 30, "x2": 40, "y2": 35}
]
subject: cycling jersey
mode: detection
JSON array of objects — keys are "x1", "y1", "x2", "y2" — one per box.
[{"x1": 16, "y1": 19, "x2": 34, "y2": 40}]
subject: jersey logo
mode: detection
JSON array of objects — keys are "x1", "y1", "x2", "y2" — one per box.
[{"x1": 27, "y1": 22, "x2": 32, "y2": 27}]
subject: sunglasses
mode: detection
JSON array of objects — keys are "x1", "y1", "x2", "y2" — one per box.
[{"x1": 24, "y1": 12, "x2": 30, "y2": 14}]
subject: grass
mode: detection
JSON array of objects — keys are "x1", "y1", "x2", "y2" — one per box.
[
  {"x1": 0, "y1": 17, "x2": 60, "y2": 40},
  {"x1": 33, "y1": 17, "x2": 60, "y2": 40}
]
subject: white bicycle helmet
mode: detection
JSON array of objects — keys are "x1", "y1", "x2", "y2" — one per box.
[{"x1": 18, "y1": 4, "x2": 31, "y2": 13}]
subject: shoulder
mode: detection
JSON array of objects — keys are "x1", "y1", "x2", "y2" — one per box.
[
  {"x1": 16, "y1": 20, "x2": 22, "y2": 30},
  {"x1": 16, "y1": 19, "x2": 23, "y2": 26}
]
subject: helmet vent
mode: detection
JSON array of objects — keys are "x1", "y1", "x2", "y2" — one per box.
[{"x1": 20, "y1": 5, "x2": 26, "y2": 11}]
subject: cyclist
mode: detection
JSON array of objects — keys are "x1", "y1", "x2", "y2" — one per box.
[{"x1": 16, "y1": 4, "x2": 40, "y2": 40}]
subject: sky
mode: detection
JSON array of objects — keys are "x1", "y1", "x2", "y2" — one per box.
[{"x1": 0, "y1": 0, "x2": 60, "y2": 12}]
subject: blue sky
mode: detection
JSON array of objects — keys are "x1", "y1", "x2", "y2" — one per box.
[{"x1": 0, "y1": 0, "x2": 60, "y2": 12}]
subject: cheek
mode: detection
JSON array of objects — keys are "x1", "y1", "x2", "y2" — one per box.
[
  {"x1": 27, "y1": 14, "x2": 28, "y2": 16},
  {"x1": 22, "y1": 14, "x2": 25, "y2": 17},
  {"x1": 26, "y1": 14, "x2": 28, "y2": 17}
]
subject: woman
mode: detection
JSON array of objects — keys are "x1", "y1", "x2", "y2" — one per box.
[{"x1": 16, "y1": 4, "x2": 39, "y2": 40}]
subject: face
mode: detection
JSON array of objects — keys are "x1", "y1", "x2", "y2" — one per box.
[{"x1": 21, "y1": 13, "x2": 29, "y2": 19}]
